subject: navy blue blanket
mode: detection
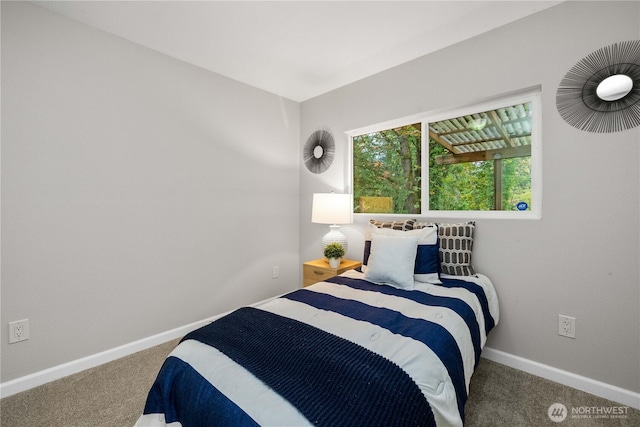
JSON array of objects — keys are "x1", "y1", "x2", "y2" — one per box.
[
  {"x1": 143, "y1": 355, "x2": 260, "y2": 426},
  {"x1": 147, "y1": 306, "x2": 435, "y2": 427}
]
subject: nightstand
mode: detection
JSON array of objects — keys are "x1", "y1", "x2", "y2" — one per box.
[{"x1": 303, "y1": 258, "x2": 362, "y2": 287}]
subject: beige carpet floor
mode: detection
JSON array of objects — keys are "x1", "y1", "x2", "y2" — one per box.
[{"x1": 1, "y1": 340, "x2": 638, "y2": 426}]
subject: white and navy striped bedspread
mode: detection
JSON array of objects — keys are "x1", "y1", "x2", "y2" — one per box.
[{"x1": 135, "y1": 269, "x2": 499, "y2": 427}]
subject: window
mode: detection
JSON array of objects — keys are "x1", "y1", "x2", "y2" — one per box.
[
  {"x1": 352, "y1": 123, "x2": 422, "y2": 214},
  {"x1": 349, "y1": 90, "x2": 541, "y2": 219}
]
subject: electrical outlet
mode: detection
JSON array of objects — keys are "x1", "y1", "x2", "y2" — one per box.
[
  {"x1": 558, "y1": 315, "x2": 575, "y2": 339},
  {"x1": 272, "y1": 266, "x2": 279, "y2": 279},
  {"x1": 9, "y1": 319, "x2": 29, "y2": 344}
]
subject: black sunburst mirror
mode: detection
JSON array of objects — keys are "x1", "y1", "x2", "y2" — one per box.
[
  {"x1": 303, "y1": 128, "x2": 335, "y2": 174},
  {"x1": 556, "y1": 40, "x2": 640, "y2": 133}
]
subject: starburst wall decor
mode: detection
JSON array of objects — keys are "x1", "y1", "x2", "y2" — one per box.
[
  {"x1": 556, "y1": 40, "x2": 640, "y2": 133},
  {"x1": 303, "y1": 128, "x2": 335, "y2": 174}
]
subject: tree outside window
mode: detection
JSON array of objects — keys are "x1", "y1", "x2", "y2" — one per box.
[{"x1": 353, "y1": 124, "x2": 421, "y2": 214}]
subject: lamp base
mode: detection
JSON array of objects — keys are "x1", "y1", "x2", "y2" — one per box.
[{"x1": 321, "y1": 225, "x2": 348, "y2": 255}]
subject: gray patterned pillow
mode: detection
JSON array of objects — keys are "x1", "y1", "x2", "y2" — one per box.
[
  {"x1": 438, "y1": 222, "x2": 475, "y2": 276},
  {"x1": 413, "y1": 221, "x2": 436, "y2": 229},
  {"x1": 369, "y1": 219, "x2": 415, "y2": 230}
]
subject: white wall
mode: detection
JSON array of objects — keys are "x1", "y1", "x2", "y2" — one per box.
[
  {"x1": 1, "y1": 2, "x2": 300, "y2": 383},
  {"x1": 300, "y1": 1, "x2": 640, "y2": 394}
]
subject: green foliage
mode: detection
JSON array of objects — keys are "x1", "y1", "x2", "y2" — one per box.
[
  {"x1": 353, "y1": 124, "x2": 421, "y2": 214},
  {"x1": 324, "y1": 242, "x2": 345, "y2": 259},
  {"x1": 428, "y1": 141, "x2": 493, "y2": 210},
  {"x1": 501, "y1": 157, "x2": 532, "y2": 210},
  {"x1": 428, "y1": 140, "x2": 531, "y2": 211},
  {"x1": 354, "y1": 126, "x2": 531, "y2": 213}
]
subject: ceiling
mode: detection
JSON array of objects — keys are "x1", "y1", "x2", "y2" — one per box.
[{"x1": 31, "y1": 1, "x2": 563, "y2": 102}]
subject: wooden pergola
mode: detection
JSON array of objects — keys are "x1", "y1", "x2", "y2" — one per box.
[{"x1": 428, "y1": 102, "x2": 532, "y2": 210}]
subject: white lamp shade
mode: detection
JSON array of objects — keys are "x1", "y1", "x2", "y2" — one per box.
[
  {"x1": 311, "y1": 193, "x2": 353, "y2": 225},
  {"x1": 312, "y1": 193, "x2": 352, "y2": 256}
]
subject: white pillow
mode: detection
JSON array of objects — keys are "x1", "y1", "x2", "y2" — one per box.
[
  {"x1": 362, "y1": 221, "x2": 417, "y2": 273},
  {"x1": 364, "y1": 233, "x2": 419, "y2": 289},
  {"x1": 369, "y1": 226, "x2": 441, "y2": 284}
]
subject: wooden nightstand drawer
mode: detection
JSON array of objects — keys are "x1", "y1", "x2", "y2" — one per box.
[
  {"x1": 304, "y1": 267, "x2": 335, "y2": 286},
  {"x1": 302, "y1": 258, "x2": 362, "y2": 287}
]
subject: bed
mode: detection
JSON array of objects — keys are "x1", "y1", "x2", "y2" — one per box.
[{"x1": 135, "y1": 221, "x2": 499, "y2": 427}]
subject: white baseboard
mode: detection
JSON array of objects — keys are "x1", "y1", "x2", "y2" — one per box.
[
  {"x1": 0, "y1": 312, "x2": 222, "y2": 399},
  {"x1": 1, "y1": 295, "x2": 283, "y2": 399},
  {"x1": 481, "y1": 347, "x2": 640, "y2": 410},
  {"x1": 2, "y1": 313, "x2": 638, "y2": 411}
]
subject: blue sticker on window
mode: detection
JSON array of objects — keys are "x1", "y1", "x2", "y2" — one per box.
[{"x1": 517, "y1": 202, "x2": 528, "y2": 211}]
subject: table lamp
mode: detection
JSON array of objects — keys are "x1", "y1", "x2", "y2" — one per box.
[{"x1": 311, "y1": 193, "x2": 352, "y2": 255}]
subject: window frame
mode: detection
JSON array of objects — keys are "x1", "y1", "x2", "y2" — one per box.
[{"x1": 347, "y1": 89, "x2": 542, "y2": 220}]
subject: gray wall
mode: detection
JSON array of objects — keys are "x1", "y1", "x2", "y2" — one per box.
[
  {"x1": 300, "y1": 1, "x2": 640, "y2": 393},
  {"x1": 1, "y1": 2, "x2": 300, "y2": 382}
]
